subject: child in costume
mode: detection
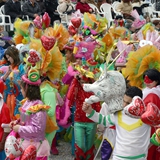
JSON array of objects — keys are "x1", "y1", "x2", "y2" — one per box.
[
  {"x1": 0, "y1": 80, "x2": 11, "y2": 160},
  {"x1": 142, "y1": 68, "x2": 160, "y2": 160},
  {"x1": 9, "y1": 70, "x2": 50, "y2": 159},
  {"x1": 83, "y1": 86, "x2": 151, "y2": 160}
]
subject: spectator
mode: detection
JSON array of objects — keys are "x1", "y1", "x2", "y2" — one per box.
[
  {"x1": 116, "y1": 0, "x2": 133, "y2": 20},
  {"x1": 22, "y1": 0, "x2": 42, "y2": 20},
  {"x1": 4, "y1": 0, "x2": 22, "y2": 23},
  {"x1": 44, "y1": 0, "x2": 60, "y2": 25},
  {"x1": 36, "y1": 0, "x2": 46, "y2": 15},
  {"x1": 58, "y1": 0, "x2": 75, "y2": 22},
  {"x1": 75, "y1": 0, "x2": 93, "y2": 14}
]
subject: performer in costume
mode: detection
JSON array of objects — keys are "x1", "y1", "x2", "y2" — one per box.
[
  {"x1": 0, "y1": 46, "x2": 25, "y2": 120},
  {"x1": 26, "y1": 24, "x2": 67, "y2": 153},
  {"x1": 10, "y1": 70, "x2": 50, "y2": 160},
  {"x1": 142, "y1": 68, "x2": 160, "y2": 160},
  {"x1": 67, "y1": 48, "x2": 101, "y2": 159},
  {"x1": 0, "y1": 80, "x2": 11, "y2": 160},
  {"x1": 68, "y1": 76, "x2": 101, "y2": 160},
  {"x1": 83, "y1": 86, "x2": 151, "y2": 160}
]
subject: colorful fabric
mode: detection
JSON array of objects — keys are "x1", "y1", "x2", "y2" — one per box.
[
  {"x1": 87, "y1": 110, "x2": 151, "y2": 159},
  {"x1": 0, "y1": 64, "x2": 25, "y2": 119},
  {"x1": 0, "y1": 103, "x2": 11, "y2": 142},
  {"x1": 40, "y1": 81, "x2": 58, "y2": 146},
  {"x1": 67, "y1": 78, "x2": 101, "y2": 122},
  {"x1": 18, "y1": 100, "x2": 47, "y2": 142}
]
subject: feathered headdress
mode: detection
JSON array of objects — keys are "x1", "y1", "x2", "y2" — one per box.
[{"x1": 123, "y1": 45, "x2": 160, "y2": 88}]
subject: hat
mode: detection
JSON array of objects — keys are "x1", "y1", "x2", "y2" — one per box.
[{"x1": 22, "y1": 69, "x2": 41, "y2": 86}]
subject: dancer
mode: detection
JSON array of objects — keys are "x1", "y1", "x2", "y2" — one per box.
[
  {"x1": 142, "y1": 68, "x2": 160, "y2": 160},
  {"x1": 67, "y1": 55, "x2": 101, "y2": 159},
  {"x1": 83, "y1": 86, "x2": 151, "y2": 160},
  {"x1": 0, "y1": 46, "x2": 25, "y2": 120},
  {"x1": 9, "y1": 70, "x2": 50, "y2": 159}
]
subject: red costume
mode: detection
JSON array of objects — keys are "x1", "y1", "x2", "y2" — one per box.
[
  {"x1": 0, "y1": 80, "x2": 11, "y2": 159},
  {"x1": 143, "y1": 86, "x2": 160, "y2": 160},
  {"x1": 67, "y1": 78, "x2": 101, "y2": 160}
]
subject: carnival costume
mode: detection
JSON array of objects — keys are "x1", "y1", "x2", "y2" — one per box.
[
  {"x1": 0, "y1": 63, "x2": 25, "y2": 120},
  {"x1": 122, "y1": 25, "x2": 160, "y2": 160},
  {"x1": 87, "y1": 108, "x2": 151, "y2": 160},
  {"x1": 67, "y1": 77, "x2": 101, "y2": 160},
  {"x1": 0, "y1": 80, "x2": 11, "y2": 160},
  {"x1": 14, "y1": 99, "x2": 50, "y2": 159}
]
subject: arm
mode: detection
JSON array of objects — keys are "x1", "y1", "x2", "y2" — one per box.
[
  {"x1": 18, "y1": 111, "x2": 46, "y2": 136},
  {"x1": 22, "y1": 3, "x2": 35, "y2": 18},
  {"x1": 1, "y1": 65, "x2": 11, "y2": 81},
  {"x1": 82, "y1": 102, "x2": 115, "y2": 127}
]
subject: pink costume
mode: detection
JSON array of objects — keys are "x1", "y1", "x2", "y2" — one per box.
[{"x1": 16, "y1": 99, "x2": 50, "y2": 159}]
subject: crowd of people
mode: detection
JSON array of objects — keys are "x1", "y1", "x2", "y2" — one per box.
[{"x1": 0, "y1": 0, "x2": 159, "y2": 160}]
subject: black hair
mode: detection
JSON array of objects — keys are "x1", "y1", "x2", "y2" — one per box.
[
  {"x1": 125, "y1": 86, "x2": 143, "y2": 98},
  {"x1": 143, "y1": 68, "x2": 160, "y2": 85},
  {"x1": 115, "y1": 15, "x2": 123, "y2": 20}
]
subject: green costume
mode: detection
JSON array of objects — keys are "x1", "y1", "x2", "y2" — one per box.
[{"x1": 40, "y1": 81, "x2": 58, "y2": 146}]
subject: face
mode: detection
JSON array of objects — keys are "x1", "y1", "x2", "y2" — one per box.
[
  {"x1": 5, "y1": 54, "x2": 14, "y2": 64},
  {"x1": 21, "y1": 87, "x2": 26, "y2": 97},
  {"x1": 123, "y1": 95, "x2": 132, "y2": 108},
  {"x1": 75, "y1": 58, "x2": 82, "y2": 65},
  {"x1": 144, "y1": 81, "x2": 158, "y2": 89},
  {"x1": 80, "y1": 0, "x2": 86, "y2": 3},
  {"x1": 65, "y1": 50, "x2": 73, "y2": 61}
]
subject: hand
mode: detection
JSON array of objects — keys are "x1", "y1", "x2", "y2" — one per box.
[
  {"x1": 82, "y1": 102, "x2": 93, "y2": 114},
  {"x1": 0, "y1": 142, "x2": 5, "y2": 152},
  {"x1": 13, "y1": 125, "x2": 21, "y2": 132},
  {"x1": 34, "y1": 14, "x2": 38, "y2": 18},
  {"x1": 89, "y1": 9, "x2": 93, "y2": 13},
  {"x1": 9, "y1": 120, "x2": 17, "y2": 128}
]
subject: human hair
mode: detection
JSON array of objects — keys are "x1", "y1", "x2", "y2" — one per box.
[
  {"x1": 4, "y1": 46, "x2": 21, "y2": 67},
  {"x1": 21, "y1": 81, "x2": 41, "y2": 101},
  {"x1": 152, "y1": 20, "x2": 160, "y2": 27},
  {"x1": 122, "y1": 0, "x2": 131, "y2": 4},
  {"x1": 132, "y1": 0, "x2": 140, "y2": 3},
  {"x1": 143, "y1": 68, "x2": 160, "y2": 85},
  {"x1": 125, "y1": 86, "x2": 143, "y2": 98}
]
